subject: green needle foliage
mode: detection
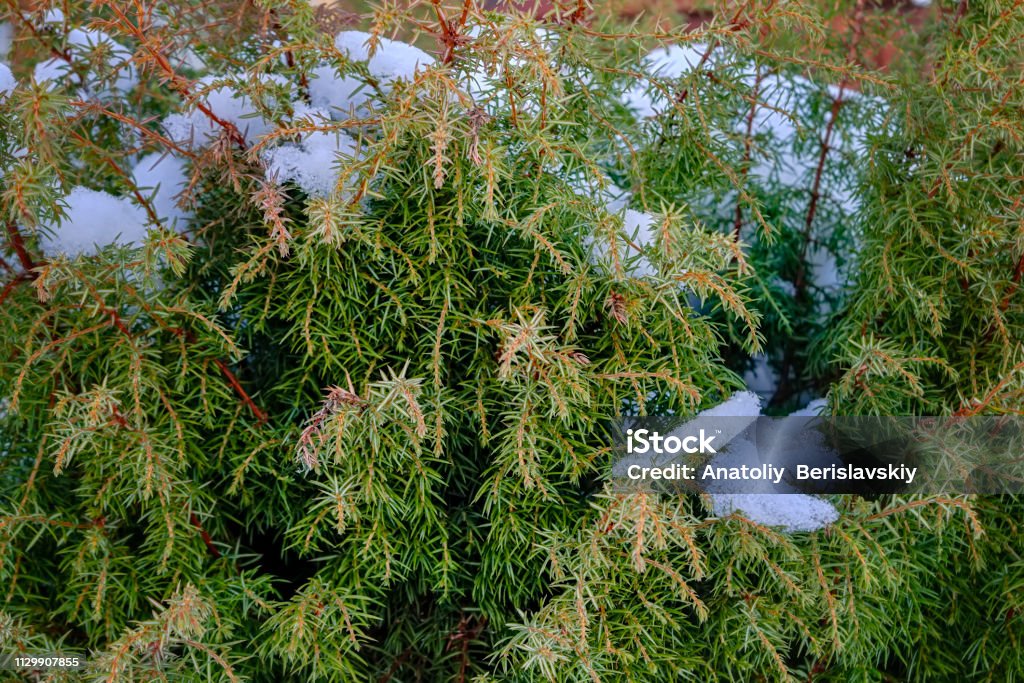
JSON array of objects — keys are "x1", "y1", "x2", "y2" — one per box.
[{"x1": 0, "y1": 0, "x2": 1022, "y2": 681}]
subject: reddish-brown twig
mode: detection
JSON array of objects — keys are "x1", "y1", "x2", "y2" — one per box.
[
  {"x1": 98, "y1": 1, "x2": 249, "y2": 150},
  {"x1": 5, "y1": 222, "x2": 37, "y2": 273},
  {"x1": 189, "y1": 513, "x2": 222, "y2": 558},
  {"x1": 213, "y1": 358, "x2": 269, "y2": 425},
  {"x1": 0, "y1": 273, "x2": 33, "y2": 306}
]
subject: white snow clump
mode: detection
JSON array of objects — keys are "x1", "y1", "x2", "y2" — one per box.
[
  {"x1": 700, "y1": 392, "x2": 840, "y2": 532},
  {"x1": 162, "y1": 74, "x2": 292, "y2": 147},
  {"x1": 309, "y1": 31, "x2": 433, "y2": 120},
  {"x1": 308, "y1": 65, "x2": 373, "y2": 120},
  {"x1": 0, "y1": 62, "x2": 14, "y2": 97},
  {"x1": 335, "y1": 31, "x2": 433, "y2": 82},
  {"x1": 710, "y1": 492, "x2": 840, "y2": 533},
  {"x1": 264, "y1": 129, "x2": 358, "y2": 198},
  {"x1": 40, "y1": 187, "x2": 149, "y2": 258}
]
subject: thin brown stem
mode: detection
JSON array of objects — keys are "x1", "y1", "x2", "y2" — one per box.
[
  {"x1": 771, "y1": 0, "x2": 866, "y2": 408},
  {"x1": 213, "y1": 357, "x2": 270, "y2": 425},
  {"x1": 70, "y1": 101, "x2": 199, "y2": 160},
  {"x1": 5, "y1": 222, "x2": 36, "y2": 273},
  {"x1": 98, "y1": 1, "x2": 248, "y2": 150},
  {"x1": 379, "y1": 647, "x2": 413, "y2": 683},
  {"x1": 189, "y1": 513, "x2": 222, "y2": 558},
  {"x1": 0, "y1": 273, "x2": 34, "y2": 306},
  {"x1": 677, "y1": 2, "x2": 753, "y2": 103}
]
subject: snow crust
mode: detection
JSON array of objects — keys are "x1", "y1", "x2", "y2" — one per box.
[
  {"x1": 711, "y1": 493, "x2": 840, "y2": 533},
  {"x1": 40, "y1": 188, "x2": 149, "y2": 257},
  {"x1": 698, "y1": 390, "x2": 762, "y2": 419},
  {"x1": 131, "y1": 153, "x2": 191, "y2": 229}
]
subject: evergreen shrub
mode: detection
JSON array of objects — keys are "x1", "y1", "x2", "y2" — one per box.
[{"x1": 0, "y1": 0, "x2": 1022, "y2": 680}]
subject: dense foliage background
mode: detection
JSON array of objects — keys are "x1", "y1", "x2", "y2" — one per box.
[{"x1": 1, "y1": 0, "x2": 1022, "y2": 680}]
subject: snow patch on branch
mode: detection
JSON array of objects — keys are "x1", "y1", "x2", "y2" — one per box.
[
  {"x1": 308, "y1": 31, "x2": 433, "y2": 120},
  {"x1": 711, "y1": 493, "x2": 840, "y2": 533},
  {"x1": 697, "y1": 392, "x2": 840, "y2": 532},
  {"x1": 699, "y1": 390, "x2": 762, "y2": 418},
  {"x1": 264, "y1": 129, "x2": 358, "y2": 198},
  {"x1": 334, "y1": 31, "x2": 434, "y2": 82},
  {"x1": 308, "y1": 65, "x2": 373, "y2": 120},
  {"x1": 0, "y1": 63, "x2": 14, "y2": 97},
  {"x1": 131, "y1": 153, "x2": 192, "y2": 229},
  {"x1": 40, "y1": 187, "x2": 149, "y2": 257},
  {"x1": 162, "y1": 74, "x2": 291, "y2": 147}
]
